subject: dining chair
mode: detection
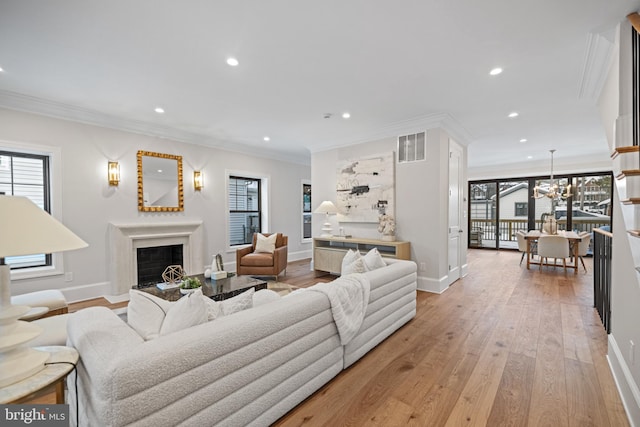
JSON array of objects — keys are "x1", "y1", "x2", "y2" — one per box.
[
  {"x1": 576, "y1": 231, "x2": 591, "y2": 272},
  {"x1": 516, "y1": 230, "x2": 527, "y2": 266},
  {"x1": 537, "y1": 235, "x2": 570, "y2": 271}
]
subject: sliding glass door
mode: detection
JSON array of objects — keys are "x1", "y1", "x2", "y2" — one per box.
[{"x1": 469, "y1": 182, "x2": 497, "y2": 249}]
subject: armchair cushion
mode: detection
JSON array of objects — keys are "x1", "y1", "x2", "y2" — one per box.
[
  {"x1": 241, "y1": 253, "x2": 275, "y2": 267},
  {"x1": 255, "y1": 233, "x2": 278, "y2": 253}
]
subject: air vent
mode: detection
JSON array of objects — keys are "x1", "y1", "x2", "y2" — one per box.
[{"x1": 397, "y1": 132, "x2": 426, "y2": 163}]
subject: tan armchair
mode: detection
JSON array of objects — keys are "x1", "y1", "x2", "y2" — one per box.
[{"x1": 236, "y1": 233, "x2": 288, "y2": 280}]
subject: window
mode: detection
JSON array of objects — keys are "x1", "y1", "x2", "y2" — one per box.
[
  {"x1": 228, "y1": 176, "x2": 261, "y2": 246},
  {"x1": 514, "y1": 202, "x2": 527, "y2": 217},
  {"x1": 0, "y1": 150, "x2": 51, "y2": 269},
  {"x1": 302, "y1": 182, "x2": 311, "y2": 240}
]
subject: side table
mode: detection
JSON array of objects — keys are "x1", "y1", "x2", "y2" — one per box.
[{"x1": 0, "y1": 346, "x2": 79, "y2": 404}]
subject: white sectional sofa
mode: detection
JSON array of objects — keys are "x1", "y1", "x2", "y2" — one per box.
[{"x1": 66, "y1": 258, "x2": 417, "y2": 426}]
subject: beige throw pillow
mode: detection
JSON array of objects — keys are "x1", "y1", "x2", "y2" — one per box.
[
  {"x1": 363, "y1": 248, "x2": 386, "y2": 271},
  {"x1": 255, "y1": 233, "x2": 278, "y2": 253},
  {"x1": 160, "y1": 289, "x2": 208, "y2": 335},
  {"x1": 341, "y1": 249, "x2": 368, "y2": 275},
  {"x1": 127, "y1": 289, "x2": 173, "y2": 340}
]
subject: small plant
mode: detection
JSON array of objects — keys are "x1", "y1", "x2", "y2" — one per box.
[{"x1": 180, "y1": 277, "x2": 202, "y2": 290}]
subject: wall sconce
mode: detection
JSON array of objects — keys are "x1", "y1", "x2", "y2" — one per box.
[
  {"x1": 108, "y1": 161, "x2": 120, "y2": 186},
  {"x1": 193, "y1": 171, "x2": 203, "y2": 191}
]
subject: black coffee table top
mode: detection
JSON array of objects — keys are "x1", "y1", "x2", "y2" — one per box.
[{"x1": 138, "y1": 273, "x2": 267, "y2": 302}]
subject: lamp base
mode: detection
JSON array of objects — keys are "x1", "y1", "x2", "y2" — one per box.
[
  {"x1": 321, "y1": 221, "x2": 333, "y2": 238},
  {"x1": 0, "y1": 264, "x2": 49, "y2": 387}
]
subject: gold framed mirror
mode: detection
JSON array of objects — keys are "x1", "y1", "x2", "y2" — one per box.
[{"x1": 137, "y1": 150, "x2": 184, "y2": 212}]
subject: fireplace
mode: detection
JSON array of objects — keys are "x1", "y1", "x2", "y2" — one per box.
[
  {"x1": 137, "y1": 244, "x2": 184, "y2": 287},
  {"x1": 109, "y1": 222, "x2": 204, "y2": 295}
]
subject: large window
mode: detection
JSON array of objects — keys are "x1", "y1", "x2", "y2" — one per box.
[
  {"x1": 302, "y1": 182, "x2": 312, "y2": 240},
  {"x1": 0, "y1": 150, "x2": 51, "y2": 269},
  {"x1": 469, "y1": 171, "x2": 612, "y2": 250},
  {"x1": 228, "y1": 176, "x2": 262, "y2": 246}
]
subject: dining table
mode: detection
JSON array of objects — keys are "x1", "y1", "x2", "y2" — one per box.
[{"x1": 524, "y1": 229, "x2": 583, "y2": 274}]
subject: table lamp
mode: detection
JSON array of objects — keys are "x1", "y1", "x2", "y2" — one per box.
[
  {"x1": 0, "y1": 195, "x2": 88, "y2": 387},
  {"x1": 314, "y1": 200, "x2": 338, "y2": 237}
]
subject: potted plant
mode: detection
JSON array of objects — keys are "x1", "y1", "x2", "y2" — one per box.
[{"x1": 179, "y1": 276, "x2": 202, "y2": 294}]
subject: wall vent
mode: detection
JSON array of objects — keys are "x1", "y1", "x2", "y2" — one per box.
[{"x1": 397, "y1": 131, "x2": 426, "y2": 163}]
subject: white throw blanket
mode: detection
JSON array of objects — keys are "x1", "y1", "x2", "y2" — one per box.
[{"x1": 307, "y1": 273, "x2": 370, "y2": 345}]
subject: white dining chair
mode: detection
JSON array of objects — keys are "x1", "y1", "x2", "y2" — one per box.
[
  {"x1": 537, "y1": 235, "x2": 570, "y2": 271},
  {"x1": 516, "y1": 231, "x2": 528, "y2": 266},
  {"x1": 576, "y1": 231, "x2": 591, "y2": 272}
]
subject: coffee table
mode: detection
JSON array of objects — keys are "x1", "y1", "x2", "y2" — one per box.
[{"x1": 138, "y1": 274, "x2": 267, "y2": 302}]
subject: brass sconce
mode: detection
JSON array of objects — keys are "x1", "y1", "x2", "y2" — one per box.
[
  {"x1": 193, "y1": 171, "x2": 203, "y2": 191},
  {"x1": 108, "y1": 161, "x2": 120, "y2": 186}
]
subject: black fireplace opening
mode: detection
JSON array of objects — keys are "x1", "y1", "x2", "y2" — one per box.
[{"x1": 137, "y1": 245, "x2": 184, "y2": 288}]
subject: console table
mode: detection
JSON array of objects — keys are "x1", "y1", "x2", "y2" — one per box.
[{"x1": 313, "y1": 237, "x2": 410, "y2": 275}]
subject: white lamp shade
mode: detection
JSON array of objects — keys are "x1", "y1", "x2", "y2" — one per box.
[
  {"x1": 0, "y1": 196, "x2": 88, "y2": 258},
  {"x1": 314, "y1": 200, "x2": 338, "y2": 214}
]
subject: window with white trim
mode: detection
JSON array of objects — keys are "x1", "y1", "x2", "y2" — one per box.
[
  {"x1": 228, "y1": 176, "x2": 262, "y2": 246},
  {"x1": 0, "y1": 150, "x2": 51, "y2": 269}
]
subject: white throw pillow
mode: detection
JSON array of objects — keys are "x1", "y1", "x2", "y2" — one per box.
[
  {"x1": 127, "y1": 290, "x2": 173, "y2": 340},
  {"x1": 202, "y1": 296, "x2": 222, "y2": 321},
  {"x1": 160, "y1": 289, "x2": 208, "y2": 335},
  {"x1": 341, "y1": 249, "x2": 368, "y2": 275},
  {"x1": 255, "y1": 233, "x2": 278, "y2": 253},
  {"x1": 220, "y1": 288, "x2": 255, "y2": 315},
  {"x1": 253, "y1": 289, "x2": 282, "y2": 306},
  {"x1": 363, "y1": 248, "x2": 386, "y2": 271}
]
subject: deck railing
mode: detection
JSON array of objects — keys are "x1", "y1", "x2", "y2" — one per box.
[
  {"x1": 470, "y1": 218, "x2": 610, "y2": 242},
  {"x1": 593, "y1": 227, "x2": 613, "y2": 333}
]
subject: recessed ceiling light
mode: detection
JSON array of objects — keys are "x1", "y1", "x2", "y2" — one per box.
[
  {"x1": 489, "y1": 67, "x2": 503, "y2": 76},
  {"x1": 0, "y1": 66, "x2": 4, "y2": 72},
  {"x1": 342, "y1": 112, "x2": 351, "y2": 119},
  {"x1": 157, "y1": 169, "x2": 163, "y2": 173},
  {"x1": 154, "y1": 107, "x2": 165, "y2": 114},
  {"x1": 508, "y1": 112, "x2": 519, "y2": 118},
  {"x1": 263, "y1": 136, "x2": 270, "y2": 142},
  {"x1": 520, "y1": 138, "x2": 527, "y2": 143},
  {"x1": 226, "y1": 57, "x2": 239, "y2": 67},
  {"x1": 527, "y1": 156, "x2": 533, "y2": 159}
]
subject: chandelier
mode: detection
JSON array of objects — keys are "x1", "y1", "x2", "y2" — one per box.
[{"x1": 533, "y1": 149, "x2": 572, "y2": 201}]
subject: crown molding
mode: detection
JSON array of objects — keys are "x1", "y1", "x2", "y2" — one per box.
[
  {"x1": 308, "y1": 112, "x2": 474, "y2": 154},
  {"x1": 0, "y1": 90, "x2": 310, "y2": 165},
  {"x1": 578, "y1": 23, "x2": 617, "y2": 101}
]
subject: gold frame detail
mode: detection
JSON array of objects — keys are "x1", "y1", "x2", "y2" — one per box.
[{"x1": 137, "y1": 150, "x2": 184, "y2": 212}]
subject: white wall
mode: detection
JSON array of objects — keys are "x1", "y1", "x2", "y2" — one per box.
[
  {"x1": 597, "y1": 19, "x2": 640, "y2": 426},
  {"x1": 311, "y1": 128, "x2": 467, "y2": 293},
  {"x1": 0, "y1": 108, "x2": 311, "y2": 301}
]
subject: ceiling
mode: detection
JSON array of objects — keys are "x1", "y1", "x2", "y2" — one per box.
[{"x1": 0, "y1": 0, "x2": 638, "y2": 172}]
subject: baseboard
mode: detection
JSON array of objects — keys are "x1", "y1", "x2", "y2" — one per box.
[
  {"x1": 608, "y1": 334, "x2": 640, "y2": 426},
  {"x1": 61, "y1": 281, "x2": 111, "y2": 304},
  {"x1": 417, "y1": 275, "x2": 449, "y2": 294},
  {"x1": 461, "y1": 262, "x2": 469, "y2": 278},
  {"x1": 288, "y1": 249, "x2": 313, "y2": 262}
]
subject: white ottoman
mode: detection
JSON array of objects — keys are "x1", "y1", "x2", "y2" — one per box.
[
  {"x1": 12, "y1": 290, "x2": 68, "y2": 316},
  {"x1": 29, "y1": 314, "x2": 70, "y2": 347}
]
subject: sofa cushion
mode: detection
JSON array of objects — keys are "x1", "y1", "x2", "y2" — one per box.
[
  {"x1": 342, "y1": 249, "x2": 367, "y2": 275},
  {"x1": 241, "y1": 252, "x2": 275, "y2": 267},
  {"x1": 127, "y1": 290, "x2": 173, "y2": 340},
  {"x1": 363, "y1": 248, "x2": 386, "y2": 271},
  {"x1": 160, "y1": 290, "x2": 207, "y2": 335},
  {"x1": 253, "y1": 289, "x2": 281, "y2": 306},
  {"x1": 255, "y1": 233, "x2": 278, "y2": 253},
  {"x1": 220, "y1": 288, "x2": 255, "y2": 315}
]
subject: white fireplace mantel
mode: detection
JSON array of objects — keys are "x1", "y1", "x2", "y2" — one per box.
[{"x1": 109, "y1": 221, "x2": 204, "y2": 295}]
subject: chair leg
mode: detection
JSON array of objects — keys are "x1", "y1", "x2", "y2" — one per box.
[
  {"x1": 520, "y1": 252, "x2": 525, "y2": 266},
  {"x1": 579, "y1": 256, "x2": 587, "y2": 272},
  {"x1": 563, "y1": 258, "x2": 567, "y2": 272}
]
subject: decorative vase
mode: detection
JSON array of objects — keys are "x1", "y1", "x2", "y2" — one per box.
[
  {"x1": 179, "y1": 287, "x2": 200, "y2": 295},
  {"x1": 382, "y1": 234, "x2": 396, "y2": 242},
  {"x1": 542, "y1": 217, "x2": 557, "y2": 235}
]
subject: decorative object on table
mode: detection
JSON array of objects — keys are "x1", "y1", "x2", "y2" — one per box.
[
  {"x1": 204, "y1": 268, "x2": 212, "y2": 278},
  {"x1": 533, "y1": 149, "x2": 571, "y2": 235},
  {"x1": 162, "y1": 265, "x2": 185, "y2": 284},
  {"x1": 314, "y1": 201, "x2": 338, "y2": 237},
  {"x1": 211, "y1": 271, "x2": 228, "y2": 280},
  {"x1": 179, "y1": 277, "x2": 202, "y2": 294},
  {"x1": 336, "y1": 152, "x2": 395, "y2": 223},
  {"x1": 0, "y1": 195, "x2": 87, "y2": 387},
  {"x1": 378, "y1": 214, "x2": 396, "y2": 241},
  {"x1": 540, "y1": 212, "x2": 557, "y2": 235},
  {"x1": 216, "y1": 253, "x2": 224, "y2": 272}
]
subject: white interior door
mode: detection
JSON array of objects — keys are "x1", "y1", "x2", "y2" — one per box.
[{"x1": 448, "y1": 142, "x2": 463, "y2": 284}]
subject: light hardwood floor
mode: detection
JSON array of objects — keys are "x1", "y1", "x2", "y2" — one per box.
[
  {"x1": 34, "y1": 252, "x2": 629, "y2": 426},
  {"x1": 274, "y1": 250, "x2": 629, "y2": 426}
]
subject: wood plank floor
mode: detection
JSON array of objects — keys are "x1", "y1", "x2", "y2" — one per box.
[
  {"x1": 274, "y1": 250, "x2": 630, "y2": 427},
  {"x1": 32, "y1": 252, "x2": 629, "y2": 426}
]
